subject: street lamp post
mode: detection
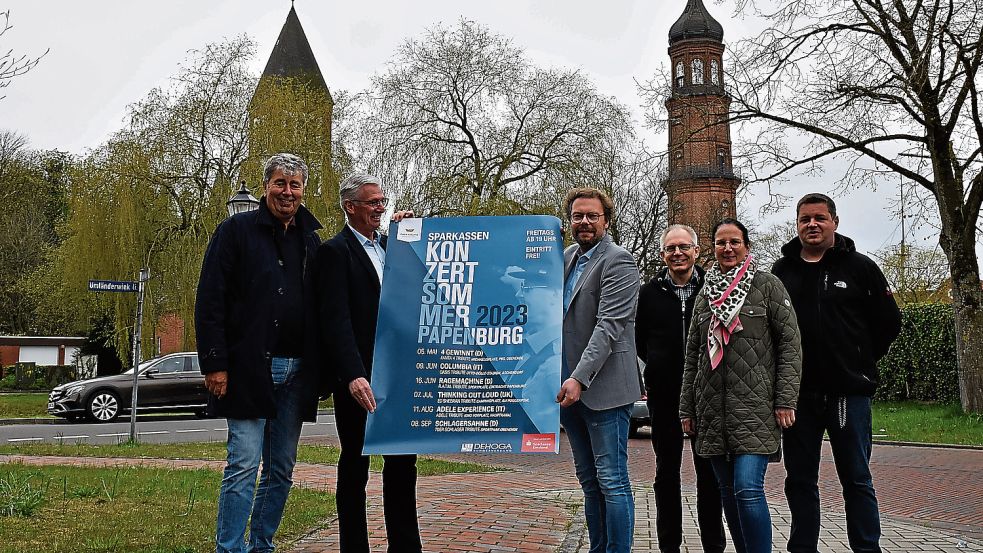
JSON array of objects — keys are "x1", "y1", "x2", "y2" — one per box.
[{"x1": 226, "y1": 180, "x2": 260, "y2": 217}]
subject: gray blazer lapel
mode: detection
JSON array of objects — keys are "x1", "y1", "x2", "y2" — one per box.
[
  {"x1": 564, "y1": 246, "x2": 578, "y2": 279},
  {"x1": 569, "y1": 236, "x2": 611, "y2": 304}
]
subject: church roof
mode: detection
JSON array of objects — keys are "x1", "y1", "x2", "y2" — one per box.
[
  {"x1": 668, "y1": 0, "x2": 725, "y2": 44},
  {"x1": 259, "y1": 5, "x2": 328, "y2": 90}
]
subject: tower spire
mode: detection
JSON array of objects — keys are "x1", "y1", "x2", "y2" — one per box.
[
  {"x1": 258, "y1": 3, "x2": 327, "y2": 91},
  {"x1": 669, "y1": 0, "x2": 724, "y2": 44}
]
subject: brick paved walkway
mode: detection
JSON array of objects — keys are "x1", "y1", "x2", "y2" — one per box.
[
  {"x1": 3, "y1": 433, "x2": 981, "y2": 552},
  {"x1": 291, "y1": 434, "x2": 983, "y2": 552}
]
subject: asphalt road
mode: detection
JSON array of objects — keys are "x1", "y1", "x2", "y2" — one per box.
[{"x1": 0, "y1": 413, "x2": 338, "y2": 445}]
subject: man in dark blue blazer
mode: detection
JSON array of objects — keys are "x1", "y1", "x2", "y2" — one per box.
[{"x1": 316, "y1": 173, "x2": 421, "y2": 553}]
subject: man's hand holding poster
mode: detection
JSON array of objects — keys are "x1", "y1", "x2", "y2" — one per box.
[{"x1": 363, "y1": 215, "x2": 563, "y2": 454}]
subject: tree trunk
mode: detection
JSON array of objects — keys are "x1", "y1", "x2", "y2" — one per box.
[
  {"x1": 938, "y1": 193, "x2": 983, "y2": 413},
  {"x1": 950, "y1": 258, "x2": 983, "y2": 413}
]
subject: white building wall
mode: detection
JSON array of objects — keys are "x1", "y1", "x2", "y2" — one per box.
[
  {"x1": 64, "y1": 346, "x2": 80, "y2": 364},
  {"x1": 19, "y1": 346, "x2": 59, "y2": 365}
]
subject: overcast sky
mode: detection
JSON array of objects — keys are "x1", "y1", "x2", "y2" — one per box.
[{"x1": 2, "y1": 0, "x2": 974, "y2": 265}]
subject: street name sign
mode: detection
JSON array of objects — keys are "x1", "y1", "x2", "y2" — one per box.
[{"x1": 88, "y1": 280, "x2": 139, "y2": 293}]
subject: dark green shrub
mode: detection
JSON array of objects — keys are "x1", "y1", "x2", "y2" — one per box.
[
  {"x1": 0, "y1": 364, "x2": 76, "y2": 391},
  {"x1": 876, "y1": 303, "x2": 959, "y2": 402}
]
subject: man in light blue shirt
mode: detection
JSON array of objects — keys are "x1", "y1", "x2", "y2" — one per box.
[
  {"x1": 557, "y1": 187, "x2": 642, "y2": 553},
  {"x1": 346, "y1": 224, "x2": 385, "y2": 283}
]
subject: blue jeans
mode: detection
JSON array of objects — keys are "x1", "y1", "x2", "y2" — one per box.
[
  {"x1": 561, "y1": 402, "x2": 634, "y2": 553},
  {"x1": 784, "y1": 393, "x2": 881, "y2": 553},
  {"x1": 216, "y1": 358, "x2": 305, "y2": 553},
  {"x1": 710, "y1": 454, "x2": 771, "y2": 553}
]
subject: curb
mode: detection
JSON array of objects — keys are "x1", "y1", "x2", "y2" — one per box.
[
  {"x1": 0, "y1": 414, "x2": 205, "y2": 425},
  {"x1": 557, "y1": 504, "x2": 587, "y2": 553},
  {"x1": 870, "y1": 439, "x2": 983, "y2": 451},
  {"x1": 0, "y1": 409, "x2": 335, "y2": 427},
  {"x1": 648, "y1": 427, "x2": 983, "y2": 451}
]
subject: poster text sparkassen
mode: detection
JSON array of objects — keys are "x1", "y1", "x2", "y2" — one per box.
[{"x1": 418, "y1": 231, "x2": 525, "y2": 346}]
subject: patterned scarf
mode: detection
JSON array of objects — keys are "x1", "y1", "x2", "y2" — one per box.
[{"x1": 703, "y1": 253, "x2": 756, "y2": 369}]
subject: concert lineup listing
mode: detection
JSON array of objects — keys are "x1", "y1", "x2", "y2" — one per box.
[{"x1": 363, "y1": 215, "x2": 564, "y2": 455}]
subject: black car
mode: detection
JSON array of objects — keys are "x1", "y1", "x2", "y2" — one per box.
[
  {"x1": 47, "y1": 352, "x2": 207, "y2": 422},
  {"x1": 629, "y1": 393, "x2": 650, "y2": 438}
]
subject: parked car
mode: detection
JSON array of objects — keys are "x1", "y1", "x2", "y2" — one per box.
[
  {"x1": 47, "y1": 352, "x2": 207, "y2": 422},
  {"x1": 627, "y1": 357, "x2": 650, "y2": 438},
  {"x1": 629, "y1": 393, "x2": 650, "y2": 438}
]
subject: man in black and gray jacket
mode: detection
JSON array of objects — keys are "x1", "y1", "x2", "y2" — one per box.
[
  {"x1": 772, "y1": 193, "x2": 901, "y2": 553},
  {"x1": 636, "y1": 224, "x2": 725, "y2": 553}
]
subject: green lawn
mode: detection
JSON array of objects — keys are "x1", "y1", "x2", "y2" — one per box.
[
  {"x1": 0, "y1": 463, "x2": 333, "y2": 553},
  {"x1": 0, "y1": 393, "x2": 51, "y2": 419},
  {"x1": 0, "y1": 441, "x2": 494, "y2": 552},
  {"x1": 871, "y1": 401, "x2": 983, "y2": 446},
  {"x1": 0, "y1": 441, "x2": 498, "y2": 475}
]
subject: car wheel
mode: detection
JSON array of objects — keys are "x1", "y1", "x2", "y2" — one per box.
[{"x1": 87, "y1": 391, "x2": 121, "y2": 422}]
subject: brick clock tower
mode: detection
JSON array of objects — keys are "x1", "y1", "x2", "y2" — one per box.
[{"x1": 664, "y1": 0, "x2": 740, "y2": 249}]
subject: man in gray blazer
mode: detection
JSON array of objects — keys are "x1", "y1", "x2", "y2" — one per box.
[{"x1": 556, "y1": 187, "x2": 642, "y2": 553}]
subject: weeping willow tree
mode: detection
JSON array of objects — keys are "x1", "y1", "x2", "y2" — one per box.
[
  {"x1": 55, "y1": 37, "x2": 255, "y2": 363},
  {"x1": 57, "y1": 35, "x2": 352, "y2": 362}
]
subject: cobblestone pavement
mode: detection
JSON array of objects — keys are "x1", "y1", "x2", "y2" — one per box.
[{"x1": 2, "y1": 432, "x2": 981, "y2": 552}]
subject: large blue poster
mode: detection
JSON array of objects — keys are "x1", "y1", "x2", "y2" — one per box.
[{"x1": 363, "y1": 215, "x2": 564, "y2": 454}]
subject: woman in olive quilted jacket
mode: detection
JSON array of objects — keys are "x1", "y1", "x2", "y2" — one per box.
[{"x1": 680, "y1": 218, "x2": 802, "y2": 553}]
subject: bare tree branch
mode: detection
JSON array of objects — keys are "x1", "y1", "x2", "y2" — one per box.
[{"x1": 0, "y1": 10, "x2": 48, "y2": 101}]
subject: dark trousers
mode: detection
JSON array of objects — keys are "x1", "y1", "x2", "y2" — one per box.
[
  {"x1": 783, "y1": 393, "x2": 881, "y2": 553},
  {"x1": 335, "y1": 391, "x2": 422, "y2": 553},
  {"x1": 649, "y1": 396, "x2": 726, "y2": 553}
]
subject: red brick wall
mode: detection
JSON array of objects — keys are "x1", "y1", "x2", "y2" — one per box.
[
  {"x1": 0, "y1": 345, "x2": 18, "y2": 367},
  {"x1": 0, "y1": 346, "x2": 18, "y2": 377},
  {"x1": 664, "y1": 36, "x2": 739, "y2": 251},
  {"x1": 156, "y1": 313, "x2": 186, "y2": 355}
]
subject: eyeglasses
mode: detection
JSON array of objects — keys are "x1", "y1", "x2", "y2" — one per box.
[
  {"x1": 348, "y1": 198, "x2": 390, "y2": 208},
  {"x1": 571, "y1": 212, "x2": 603, "y2": 223},
  {"x1": 714, "y1": 239, "x2": 745, "y2": 249},
  {"x1": 662, "y1": 244, "x2": 696, "y2": 254}
]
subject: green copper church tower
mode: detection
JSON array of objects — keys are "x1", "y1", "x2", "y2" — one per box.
[{"x1": 247, "y1": 4, "x2": 338, "y2": 225}]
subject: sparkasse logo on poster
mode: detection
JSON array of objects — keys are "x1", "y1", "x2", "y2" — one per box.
[{"x1": 521, "y1": 434, "x2": 556, "y2": 453}]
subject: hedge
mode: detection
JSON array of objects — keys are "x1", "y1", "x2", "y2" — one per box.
[
  {"x1": 0, "y1": 364, "x2": 78, "y2": 391},
  {"x1": 876, "y1": 302, "x2": 959, "y2": 402}
]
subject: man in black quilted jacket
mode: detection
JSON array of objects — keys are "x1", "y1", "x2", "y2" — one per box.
[
  {"x1": 772, "y1": 193, "x2": 901, "y2": 553},
  {"x1": 636, "y1": 224, "x2": 725, "y2": 553}
]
